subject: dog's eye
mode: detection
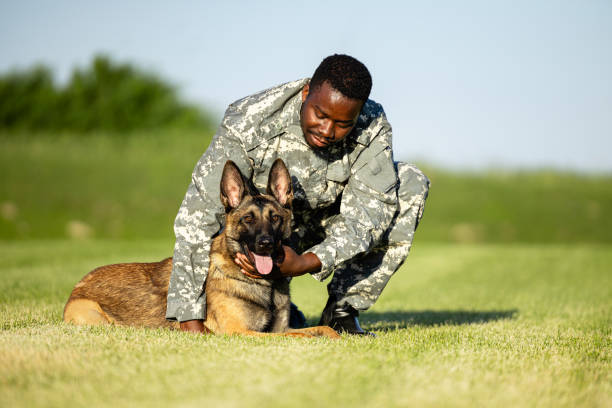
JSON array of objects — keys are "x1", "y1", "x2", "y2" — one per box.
[
  {"x1": 242, "y1": 215, "x2": 254, "y2": 224},
  {"x1": 271, "y1": 214, "x2": 280, "y2": 223}
]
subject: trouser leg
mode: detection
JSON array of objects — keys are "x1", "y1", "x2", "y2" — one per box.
[{"x1": 327, "y1": 162, "x2": 430, "y2": 311}]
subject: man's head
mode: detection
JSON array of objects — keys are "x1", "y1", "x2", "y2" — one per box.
[{"x1": 300, "y1": 54, "x2": 372, "y2": 149}]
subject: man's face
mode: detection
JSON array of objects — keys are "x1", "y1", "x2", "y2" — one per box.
[{"x1": 300, "y1": 81, "x2": 363, "y2": 149}]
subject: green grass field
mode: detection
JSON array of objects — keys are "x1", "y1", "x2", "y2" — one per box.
[
  {"x1": 2, "y1": 132, "x2": 611, "y2": 243},
  {"x1": 1, "y1": 132, "x2": 611, "y2": 407},
  {"x1": 1, "y1": 240, "x2": 610, "y2": 407}
]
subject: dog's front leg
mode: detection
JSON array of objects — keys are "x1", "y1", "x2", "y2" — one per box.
[{"x1": 269, "y1": 280, "x2": 291, "y2": 333}]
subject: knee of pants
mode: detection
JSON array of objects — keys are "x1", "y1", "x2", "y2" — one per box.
[
  {"x1": 388, "y1": 162, "x2": 430, "y2": 240},
  {"x1": 395, "y1": 162, "x2": 430, "y2": 203}
]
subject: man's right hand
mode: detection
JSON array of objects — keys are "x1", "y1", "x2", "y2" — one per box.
[{"x1": 180, "y1": 319, "x2": 208, "y2": 334}]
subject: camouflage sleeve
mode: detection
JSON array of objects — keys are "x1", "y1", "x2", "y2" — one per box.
[
  {"x1": 308, "y1": 129, "x2": 399, "y2": 281},
  {"x1": 166, "y1": 107, "x2": 253, "y2": 322}
]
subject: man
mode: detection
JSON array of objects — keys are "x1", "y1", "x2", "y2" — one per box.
[{"x1": 166, "y1": 54, "x2": 429, "y2": 335}]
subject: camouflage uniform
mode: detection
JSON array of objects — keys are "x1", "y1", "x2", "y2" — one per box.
[{"x1": 166, "y1": 78, "x2": 429, "y2": 322}]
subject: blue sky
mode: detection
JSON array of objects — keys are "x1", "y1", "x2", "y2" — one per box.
[{"x1": 1, "y1": 1, "x2": 610, "y2": 172}]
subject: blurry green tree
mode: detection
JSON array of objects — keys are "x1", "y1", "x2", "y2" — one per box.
[{"x1": 0, "y1": 55, "x2": 213, "y2": 133}]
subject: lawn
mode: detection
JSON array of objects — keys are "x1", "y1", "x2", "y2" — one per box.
[
  {"x1": 2, "y1": 132, "x2": 611, "y2": 243},
  {"x1": 1, "y1": 132, "x2": 610, "y2": 406},
  {"x1": 1, "y1": 240, "x2": 610, "y2": 407}
]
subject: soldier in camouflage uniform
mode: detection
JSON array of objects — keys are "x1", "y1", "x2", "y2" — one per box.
[{"x1": 166, "y1": 55, "x2": 429, "y2": 335}]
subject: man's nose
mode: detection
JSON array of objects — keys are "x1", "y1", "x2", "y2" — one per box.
[{"x1": 320, "y1": 119, "x2": 334, "y2": 140}]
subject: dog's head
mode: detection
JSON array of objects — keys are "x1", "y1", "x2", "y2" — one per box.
[{"x1": 220, "y1": 159, "x2": 293, "y2": 276}]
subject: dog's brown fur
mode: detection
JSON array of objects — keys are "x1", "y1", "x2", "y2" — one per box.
[{"x1": 64, "y1": 159, "x2": 339, "y2": 339}]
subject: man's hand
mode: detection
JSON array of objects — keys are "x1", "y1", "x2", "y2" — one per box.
[
  {"x1": 234, "y1": 252, "x2": 263, "y2": 279},
  {"x1": 277, "y1": 246, "x2": 321, "y2": 277},
  {"x1": 235, "y1": 246, "x2": 321, "y2": 279},
  {"x1": 179, "y1": 319, "x2": 209, "y2": 334}
]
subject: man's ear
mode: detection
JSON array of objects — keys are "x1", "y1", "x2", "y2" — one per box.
[
  {"x1": 220, "y1": 161, "x2": 247, "y2": 211},
  {"x1": 301, "y1": 83, "x2": 310, "y2": 103},
  {"x1": 266, "y1": 159, "x2": 293, "y2": 208}
]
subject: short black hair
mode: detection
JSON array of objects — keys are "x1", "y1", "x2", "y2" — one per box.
[{"x1": 310, "y1": 54, "x2": 372, "y2": 102}]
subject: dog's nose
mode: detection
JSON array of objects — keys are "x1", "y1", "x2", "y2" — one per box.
[{"x1": 256, "y1": 235, "x2": 274, "y2": 251}]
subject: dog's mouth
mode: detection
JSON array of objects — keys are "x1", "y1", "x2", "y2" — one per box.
[{"x1": 243, "y1": 245, "x2": 274, "y2": 276}]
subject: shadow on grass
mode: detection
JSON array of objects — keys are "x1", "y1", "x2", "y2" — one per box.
[{"x1": 358, "y1": 309, "x2": 518, "y2": 330}]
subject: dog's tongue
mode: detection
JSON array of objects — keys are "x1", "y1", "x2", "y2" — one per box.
[{"x1": 253, "y1": 253, "x2": 273, "y2": 275}]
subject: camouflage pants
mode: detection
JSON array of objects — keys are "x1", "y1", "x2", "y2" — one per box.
[{"x1": 293, "y1": 162, "x2": 430, "y2": 311}]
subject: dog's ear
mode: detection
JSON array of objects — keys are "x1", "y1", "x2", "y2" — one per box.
[
  {"x1": 220, "y1": 160, "x2": 247, "y2": 211},
  {"x1": 267, "y1": 159, "x2": 293, "y2": 208}
]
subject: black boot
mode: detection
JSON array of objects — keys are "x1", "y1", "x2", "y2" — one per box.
[
  {"x1": 318, "y1": 296, "x2": 376, "y2": 336},
  {"x1": 289, "y1": 302, "x2": 306, "y2": 329}
]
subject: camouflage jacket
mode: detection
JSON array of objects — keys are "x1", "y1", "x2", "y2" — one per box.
[{"x1": 166, "y1": 78, "x2": 399, "y2": 322}]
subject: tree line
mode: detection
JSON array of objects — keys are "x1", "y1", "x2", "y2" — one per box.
[{"x1": 0, "y1": 55, "x2": 213, "y2": 133}]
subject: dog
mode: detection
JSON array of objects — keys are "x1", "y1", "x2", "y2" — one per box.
[{"x1": 63, "y1": 159, "x2": 339, "y2": 339}]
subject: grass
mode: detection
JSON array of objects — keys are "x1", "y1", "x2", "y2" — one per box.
[
  {"x1": 0, "y1": 131, "x2": 212, "y2": 240},
  {"x1": 1, "y1": 132, "x2": 611, "y2": 243},
  {"x1": 1, "y1": 240, "x2": 610, "y2": 407},
  {"x1": 1, "y1": 131, "x2": 610, "y2": 406}
]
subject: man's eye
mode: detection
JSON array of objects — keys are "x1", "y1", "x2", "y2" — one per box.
[{"x1": 315, "y1": 110, "x2": 325, "y2": 119}]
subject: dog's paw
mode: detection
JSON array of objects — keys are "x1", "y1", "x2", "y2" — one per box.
[
  {"x1": 317, "y1": 326, "x2": 341, "y2": 339},
  {"x1": 284, "y1": 331, "x2": 315, "y2": 338}
]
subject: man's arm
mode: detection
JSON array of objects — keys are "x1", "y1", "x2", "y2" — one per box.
[{"x1": 166, "y1": 107, "x2": 253, "y2": 329}]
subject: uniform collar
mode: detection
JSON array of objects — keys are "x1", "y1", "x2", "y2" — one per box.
[{"x1": 256, "y1": 87, "x2": 305, "y2": 147}]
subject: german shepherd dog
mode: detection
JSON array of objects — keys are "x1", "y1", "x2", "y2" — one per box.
[{"x1": 64, "y1": 159, "x2": 339, "y2": 339}]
